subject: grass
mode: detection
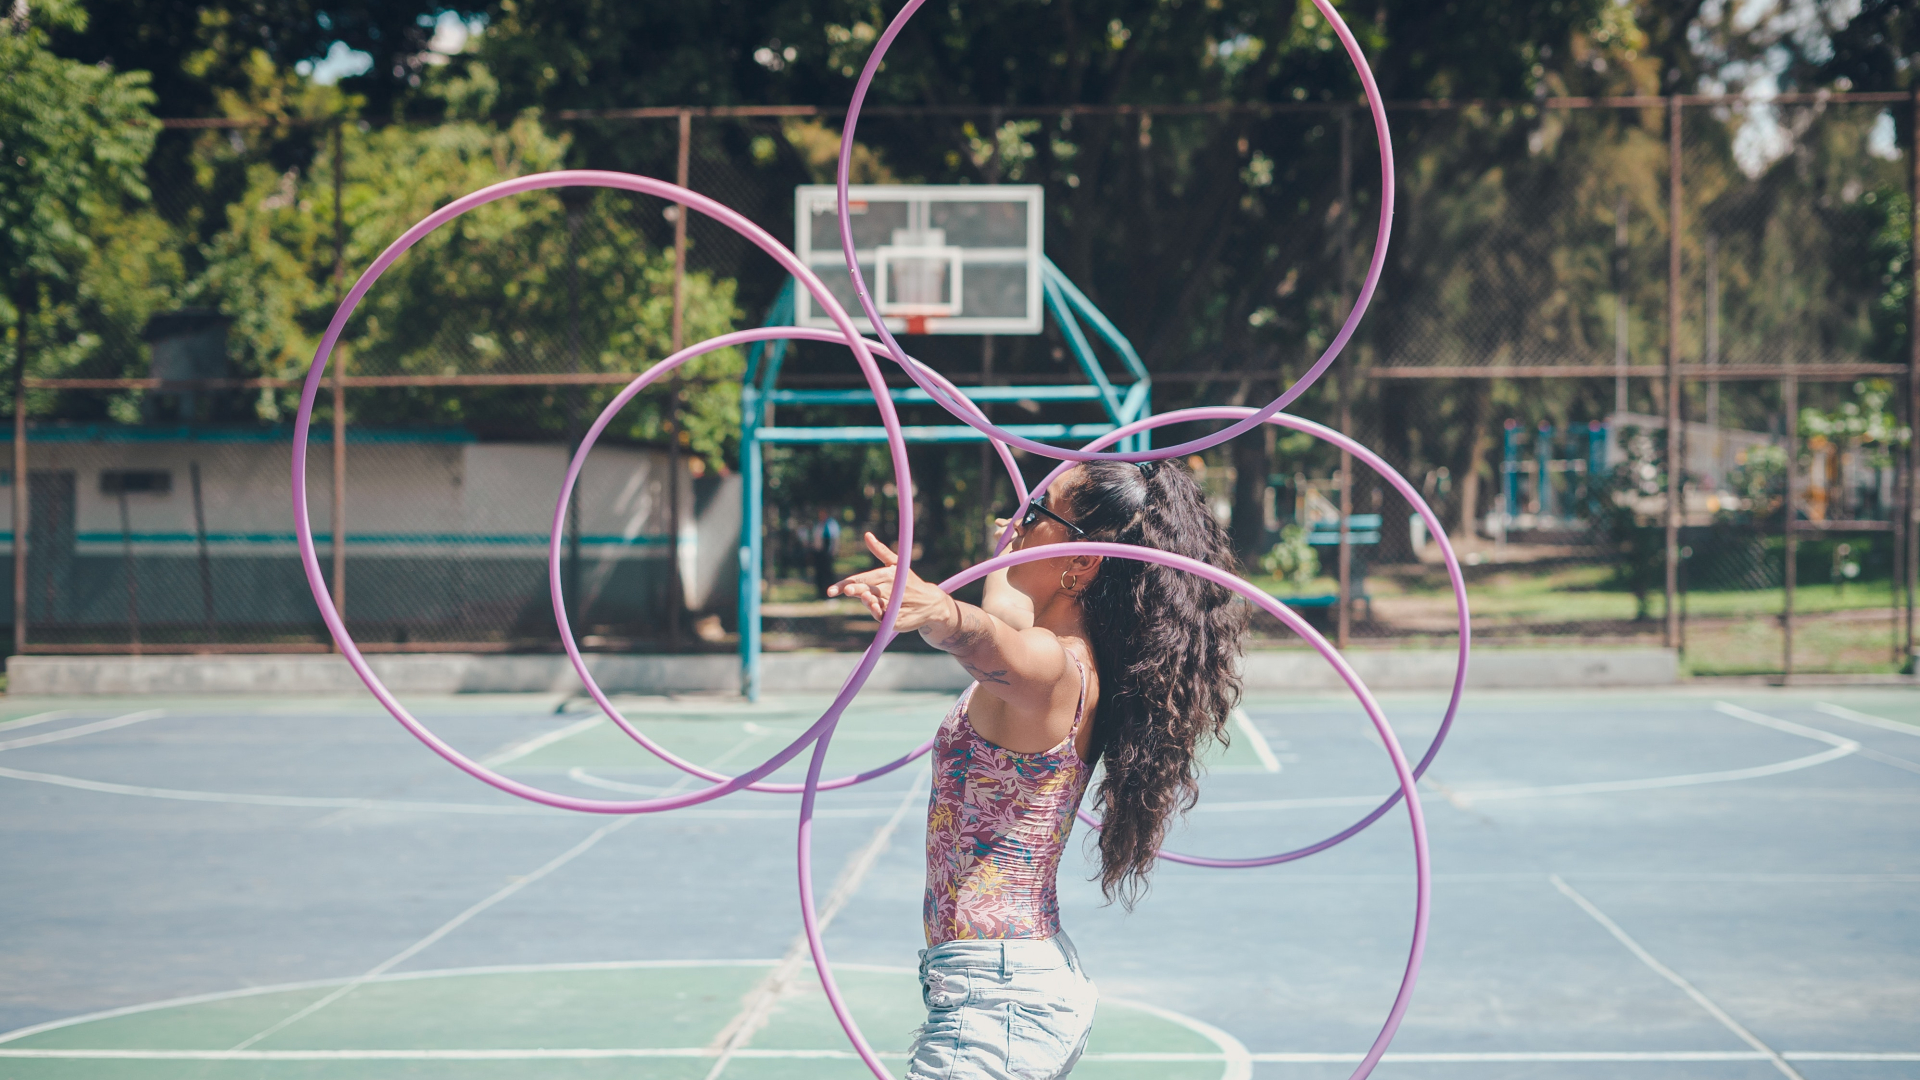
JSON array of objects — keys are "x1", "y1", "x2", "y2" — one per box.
[{"x1": 768, "y1": 552, "x2": 1906, "y2": 676}]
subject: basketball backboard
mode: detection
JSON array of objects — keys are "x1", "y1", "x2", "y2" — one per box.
[{"x1": 792, "y1": 185, "x2": 1044, "y2": 335}]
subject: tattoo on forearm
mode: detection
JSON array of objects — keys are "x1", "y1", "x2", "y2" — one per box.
[
  {"x1": 924, "y1": 601, "x2": 991, "y2": 653},
  {"x1": 962, "y1": 662, "x2": 1012, "y2": 685}
]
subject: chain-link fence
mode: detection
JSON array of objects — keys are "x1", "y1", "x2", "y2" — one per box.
[{"x1": 6, "y1": 95, "x2": 1914, "y2": 676}]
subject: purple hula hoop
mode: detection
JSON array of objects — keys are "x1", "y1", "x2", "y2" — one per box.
[
  {"x1": 833, "y1": 0, "x2": 1396, "y2": 461},
  {"x1": 1020, "y1": 407, "x2": 1471, "y2": 868},
  {"x1": 796, "y1": 544, "x2": 1430, "y2": 1080},
  {"x1": 290, "y1": 171, "x2": 923, "y2": 813},
  {"x1": 287, "y1": 0, "x2": 1454, "y2": 1073}
]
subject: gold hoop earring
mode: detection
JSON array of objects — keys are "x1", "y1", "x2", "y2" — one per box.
[{"x1": 1060, "y1": 570, "x2": 1078, "y2": 593}]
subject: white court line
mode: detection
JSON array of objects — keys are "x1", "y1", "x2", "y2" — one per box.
[
  {"x1": 1111, "y1": 998, "x2": 1252, "y2": 1080},
  {"x1": 704, "y1": 769, "x2": 930, "y2": 1080},
  {"x1": 1231, "y1": 707, "x2": 1281, "y2": 773},
  {"x1": 1814, "y1": 702, "x2": 1920, "y2": 738},
  {"x1": 0, "y1": 710, "x2": 165, "y2": 753},
  {"x1": 5, "y1": 1048, "x2": 1916, "y2": 1063},
  {"x1": 1202, "y1": 701, "x2": 1860, "y2": 813},
  {"x1": 481, "y1": 716, "x2": 604, "y2": 767},
  {"x1": 0, "y1": 710, "x2": 74, "y2": 731},
  {"x1": 228, "y1": 816, "x2": 637, "y2": 1051},
  {"x1": 226, "y1": 727, "x2": 770, "y2": 1051},
  {"x1": 1713, "y1": 702, "x2": 1862, "y2": 751},
  {"x1": 0, "y1": 762, "x2": 908, "y2": 820},
  {"x1": 1551, "y1": 874, "x2": 1805, "y2": 1080},
  {"x1": 0, "y1": 765, "x2": 544, "y2": 815},
  {"x1": 3, "y1": 957, "x2": 1907, "y2": 1069}
]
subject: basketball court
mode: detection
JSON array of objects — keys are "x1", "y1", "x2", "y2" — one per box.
[{"x1": 2, "y1": 682, "x2": 1916, "y2": 1078}]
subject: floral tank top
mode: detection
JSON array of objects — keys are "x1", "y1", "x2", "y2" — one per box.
[{"x1": 923, "y1": 657, "x2": 1091, "y2": 946}]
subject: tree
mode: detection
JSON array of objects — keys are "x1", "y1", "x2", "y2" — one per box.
[
  {"x1": 49, "y1": 0, "x2": 451, "y2": 119},
  {"x1": 193, "y1": 107, "x2": 744, "y2": 466},
  {"x1": 1, "y1": 0, "x2": 159, "y2": 398}
]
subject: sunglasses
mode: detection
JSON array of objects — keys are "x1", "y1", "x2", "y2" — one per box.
[{"x1": 1013, "y1": 492, "x2": 1087, "y2": 539}]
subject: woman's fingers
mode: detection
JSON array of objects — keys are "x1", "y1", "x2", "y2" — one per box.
[{"x1": 863, "y1": 531, "x2": 899, "y2": 565}]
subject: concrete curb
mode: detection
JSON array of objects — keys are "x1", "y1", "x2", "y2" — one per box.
[{"x1": 6, "y1": 647, "x2": 1679, "y2": 696}]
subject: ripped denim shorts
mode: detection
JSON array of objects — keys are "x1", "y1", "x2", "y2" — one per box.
[{"x1": 904, "y1": 932, "x2": 1098, "y2": 1080}]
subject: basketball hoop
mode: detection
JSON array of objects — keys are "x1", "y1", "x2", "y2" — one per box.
[{"x1": 793, "y1": 185, "x2": 1044, "y2": 336}]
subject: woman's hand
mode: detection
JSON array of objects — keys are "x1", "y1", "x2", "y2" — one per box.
[{"x1": 829, "y1": 533, "x2": 961, "y2": 636}]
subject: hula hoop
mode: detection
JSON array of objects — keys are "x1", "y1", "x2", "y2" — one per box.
[
  {"x1": 796, "y1": 542, "x2": 1431, "y2": 1080},
  {"x1": 1005, "y1": 407, "x2": 1470, "y2": 868},
  {"x1": 291, "y1": 171, "x2": 920, "y2": 814},
  {"x1": 832, "y1": 0, "x2": 1396, "y2": 461},
  {"x1": 549, "y1": 326, "x2": 1028, "y2": 794}
]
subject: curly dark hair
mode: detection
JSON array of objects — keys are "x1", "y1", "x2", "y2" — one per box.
[{"x1": 1059, "y1": 459, "x2": 1249, "y2": 907}]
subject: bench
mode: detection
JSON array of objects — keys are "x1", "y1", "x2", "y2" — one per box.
[{"x1": 1271, "y1": 514, "x2": 1380, "y2": 622}]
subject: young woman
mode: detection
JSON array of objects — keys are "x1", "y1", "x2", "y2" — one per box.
[{"x1": 830, "y1": 459, "x2": 1249, "y2": 1079}]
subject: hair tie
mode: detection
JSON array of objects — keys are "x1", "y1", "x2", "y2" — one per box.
[{"x1": 1135, "y1": 461, "x2": 1159, "y2": 479}]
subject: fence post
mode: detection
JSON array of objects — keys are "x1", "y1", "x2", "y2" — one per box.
[
  {"x1": 1784, "y1": 373, "x2": 1797, "y2": 682},
  {"x1": 117, "y1": 488, "x2": 139, "y2": 654},
  {"x1": 1336, "y1": 105, "x2": 1354, "y2": 651},
  {"x1": 1907, "y1": 87, "x2": 1919, "y2": 668},
  {"x1": 1664, "y1": 94, "x2": 1683, "y2": 653},
  {"x1": 668, "y1": 109, "x2": 691, "y2": 649},
  {"x1": 11, "y1": 350, "x2": 25, "y2": 656},
  {"x1": 330, "y1": 121, "x2": 347, "y2": 625}
]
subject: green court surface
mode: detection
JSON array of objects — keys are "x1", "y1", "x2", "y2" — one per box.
[{"x1": 0, "y1": 963, "x2": 1230, "y2": 1078}]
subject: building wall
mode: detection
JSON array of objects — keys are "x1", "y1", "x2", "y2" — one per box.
[{"x1": 0, "y1": 431, "x2": 738, "y2": 644}]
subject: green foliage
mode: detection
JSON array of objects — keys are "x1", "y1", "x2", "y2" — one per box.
[
  {"x1": 192, "y1": 112, "x2": 743, "y2": 465},
  {"x1": 48, "y1": 0, "x2": 446, "y2": 118},
  {"x1": 1799, "y1": 379, "x2": 1911, "y2": 471},
  {"x1": 1, "y1": 0, "x2": 159, "y2": 382},
  {"x1": 1259, "y1": 524, "x2": 1320, "y2": 590},
  {"x1": 1722, "y1": 444, "x2": 1786, "y2": 523}
]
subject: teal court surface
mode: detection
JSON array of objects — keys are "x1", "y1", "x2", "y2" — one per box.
[{"x1": 1, "y1": 682, "x2": 1917, "y2": 1078}]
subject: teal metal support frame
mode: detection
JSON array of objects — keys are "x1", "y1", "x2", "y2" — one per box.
[{"x1": 736, "y1": 259, "x2": 1149, "y2": 699}]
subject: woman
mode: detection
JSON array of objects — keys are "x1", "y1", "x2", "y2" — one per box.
[{"x1": 831, "y1": 459, "x2": 1249, "y2": 1079}]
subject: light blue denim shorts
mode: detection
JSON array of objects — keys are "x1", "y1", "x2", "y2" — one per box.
[{"x1": 905, "y1": 932, "x2": 1098, "y2": 1080}]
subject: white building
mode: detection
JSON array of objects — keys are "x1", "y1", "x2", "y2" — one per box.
[{"x1": 3, "y1": 426, "x2": 739, "y2": 647}]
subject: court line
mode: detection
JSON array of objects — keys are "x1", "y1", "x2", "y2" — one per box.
[
  {"x1": 226, "y1": 727, "x2": 770, "y2": 1051},
  {"x1": 4, "y1": 956, "x2": 1907, "y2": 1068},
  {"x1": 0, "y1": 765, "x2": 547, "y2": 814},
  {"x1": 1203, "y1": 702, "x2": 1861, "y2": 814},
  {"x1": 1712, "y1": 702, "x2": 1859, "y2": 751},
  {"x1": 0, "y1": 710, "x2": 74, "y2": 731},
  {"x1": 1550, "y1": 874, "x2": 1805, "y2": 1080},
  {"x1": 480, "y1": 715, "x2": 605, "y2": 766},
  {"x1": 1112, "y1": 997, "x2": 1252, "y2": 1080},
  {"x1": 0, "y1": 762, "x2": 912, "y2": 819},
  {"x1": 705, "y1": 768, "x2": 930, "y2": 1079},
  {"x1": 1813, "y1": 702, "x2": 1920, "y2": 738},
  {"x1": 0, "y1": 960, "x2": 790, "y2": 1047},
  {"x1": 228, "y1": 815, "x2": 638, "y2": 1051},
  {"x1": 1231, "y1": 707, "x2": 1282, "y2": 773},
  {"x1": 1805, "y1": 704, "x2": 1920, "y2": 775},
  {"x1": 6, "y1": 1048, "x2": 1916, "y2": 1063},
  {"x1": 0, "y1": 710, "x2": 165, "y2": 753}
]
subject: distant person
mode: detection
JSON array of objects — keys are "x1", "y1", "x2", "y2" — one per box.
[
  {"x1": 829, "y1": 460, "x2": 1248, "y2": 1079},
  {"x1": 809, "y1": 508, "x2": 842, "y2": 598}
]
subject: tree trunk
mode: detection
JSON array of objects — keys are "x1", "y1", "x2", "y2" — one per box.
[{"x1": 1452, "y1": 380, "x2": 1493, "y2": 541}]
